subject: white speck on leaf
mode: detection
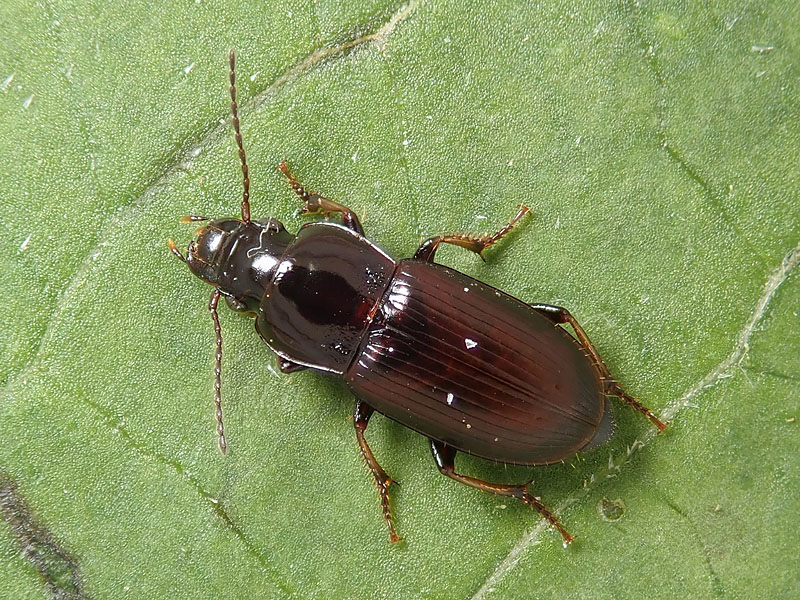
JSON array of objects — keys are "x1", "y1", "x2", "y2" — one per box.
[
  {"x1": 725, "y1": 16, "x2": 739, "y2": 30},
  {"x1": 19, "y1": 233, "x2": 31, "y2": 252},
  {"x1": 184, "y1": 62, "x2": 195, "y2": 74},
  {"x1": 22, "y1": 94, "x2": 33, "y2": 109},
  {"x1": 2, "y1": 73, "x2": 15, "y2": 91},
  {"x1": 593, "y1": 20, "x2": 605, "y2": 35}
]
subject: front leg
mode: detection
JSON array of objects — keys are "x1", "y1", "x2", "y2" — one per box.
[
  {"x1": 354, "y1": 400, "x2": 400, "y2": 543},
  {"x1": 278, "y1": 162, "x2": 364, "y2": 235}
]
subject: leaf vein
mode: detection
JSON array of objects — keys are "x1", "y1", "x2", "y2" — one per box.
[
  {"x1": 469, "y1": 237, "x2": 800, "y2": 600},
  {"x1": 626, "y1": 0, "x2": 768, "y2": 264},
  {"x1": 0, "y1": 0, "x2": 420, "y2": 394},
  {"x1": 75, "y1": 392, "x2": 302, "y2": 599}
]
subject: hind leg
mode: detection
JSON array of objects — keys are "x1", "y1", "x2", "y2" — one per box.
[
  {"x1": 530, "y1": 303, "x2": 666, "y2": 431},
  {"x1": 430, "y1": 440, "x2": 573, "y2": 544}
]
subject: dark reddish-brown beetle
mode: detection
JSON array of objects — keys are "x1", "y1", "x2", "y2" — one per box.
[{"x1": 169, "y1": 52, "x2": 666, "y2": 545}]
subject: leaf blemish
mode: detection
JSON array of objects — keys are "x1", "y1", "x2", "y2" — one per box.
[
  {"x1": 0, "y1": 474, "x2": 88, "y2": 599},
  {"x1": 599, "y1": 497, "x2": 626, "y2": 522}
]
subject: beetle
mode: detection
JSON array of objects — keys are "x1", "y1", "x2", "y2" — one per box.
[{"x1": 169, "y1": 51, "x2": 666, "y2": 545}]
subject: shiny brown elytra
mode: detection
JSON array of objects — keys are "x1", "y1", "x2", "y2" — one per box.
[{"x1": 169, "y1": 51, "x2": 667, "y2": 545}]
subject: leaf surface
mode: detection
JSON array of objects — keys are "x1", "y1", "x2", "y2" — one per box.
[{"x1": 1, "y1": 1, "x2": 798, "y2": 598}]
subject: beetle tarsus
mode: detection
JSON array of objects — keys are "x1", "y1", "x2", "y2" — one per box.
[
  {"x1": 606, "y1": 382, "x2": 667, "y2": 432},
  {"x1": 519, "y1": 485, "x2": 574, "y2": 545}
]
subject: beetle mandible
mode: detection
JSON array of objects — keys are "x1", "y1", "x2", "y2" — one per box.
[{"x1": 169, "y1": 52, "x2": 666, "y2": 545}]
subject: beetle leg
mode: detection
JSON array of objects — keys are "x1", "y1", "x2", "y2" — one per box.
[
  {"x1": 276, "y1": 356, "x2": 306, "y2": 374},
  {"x1": 414, "y1": 205, "x2": 530, "y2": 263},
  {"x1": 430, "y1": 440, "x2": 573, "y2": 545},
  {"x1": 530, "y1": 303, "x2": 667, "y2": 432},
  {"x1": 277, "y1": 162, "x2": 364, "y2": 235},
  {"x1": 353, "y1": 400, "x2": 400, "y2": 543}
]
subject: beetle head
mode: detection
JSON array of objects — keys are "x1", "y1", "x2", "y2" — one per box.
[
  {"x1": 172, "y1": 217, "x2": 295, "y2": 312},
  {"x1": 185, "y1": 218, "x2": 241, "y2": 285}
]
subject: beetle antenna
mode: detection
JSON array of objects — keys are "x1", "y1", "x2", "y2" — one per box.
[
  {"x1": 209, "y1": 289, "x2": 227, "y2": 454},
  {"x1": 229, "y1": 50, "x2": 251, "y2": 223}
]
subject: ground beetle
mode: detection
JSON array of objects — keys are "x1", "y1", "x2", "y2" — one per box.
[{"x1": 169, "y1": 52, "x2": 666, "y2": 545}]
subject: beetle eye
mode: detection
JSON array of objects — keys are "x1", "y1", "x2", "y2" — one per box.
[{"x1": 266, "y1": 217, "x2": 283, "y2": 233}]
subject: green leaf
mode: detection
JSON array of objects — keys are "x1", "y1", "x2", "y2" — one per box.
[{"x1": 2, "y1": 1, "x2": 798, "y2": 598}]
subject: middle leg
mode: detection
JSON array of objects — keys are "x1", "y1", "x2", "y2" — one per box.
[
  {"x1": 414, "y1": 205, "x2": 530, "y2": 263},
  {"x1": 430, "y1": 439, "x2": 573, "y2": 544},
  {"x1": 354, "y1": 400, "x2": 400, "y2": 543}
]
